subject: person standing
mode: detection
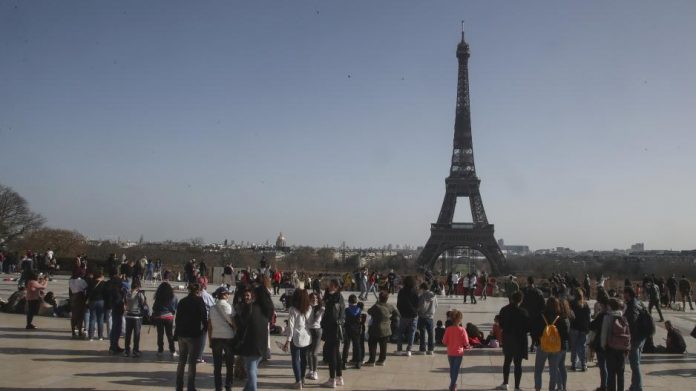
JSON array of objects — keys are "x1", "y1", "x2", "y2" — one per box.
[
  {"x1": 532, "y1": 297, "x2": 568, "y2": 391},
  {"x1": 358, "y1": 268, "x2": 368, "y2": 301},
  {"x1": 678, "y1": 275, "x2": 693, "y2": 311},
  {"x1": 387, "y1": 270, "x2": 397, "y2": 294},
  {"x1": 666, "y1": 274, "x2": 678, "y2": 306},
  {"x1": 342, "y1": 294, "x2": 363, "y2": 369},
  {"x1": 583, "y1": 274, "x2": 592, "y2": 300},
  {"x1": 497, "y1": 291, "x2": 529, "y2": 391},
  {"x1": 175, "y1": 283, "x2": 208, "y2": 391},
  {"x1": 443, "y1": 309, "x2": 469, "y2": 391},
  {"x1": 601, "y1": 298, "x2": 630, "y2": 391},
  {"x1": 284, "y1": 289, "x2": 312, "y2": 389},
  {"x1": 320, "y1": 279, "x2": 346, "y2": 388},
  {"x1": 365, "y1": 291, "x2": 399, "y2": 366},
  {"x1": 208, "y1": 287, "x2": 236, "y2": 391},
  {"x1": 556, "y1": 299, "x2": 572, "y2": 391},
  {"x1": 623, "y1": 286, "x2": 648, "y2": 391},
  {"x1": 468, "y1": 273, "x2": 478, "y2": 304},
  {"x1": 87, "y1": 271, "x2": 107, "y2": 340},
  {"x1": 25, "y1": 271, "x2": 48, "y2": 330},
  {"x1": 522, "y1": 277, "x2": 545, "y2": 353},
  {"x1": 107, "y1": 272, "x2": 128, "y2": 354},
  {"x1": 504, "y1": 276, "x2": 519, "y2": 300},
  {"x1": 235, "y1": 286, "x2": 272, "y2": 391},
  {"x1": 153, "y1": 280, "x2": 179, "y2": 358},
  {"x1": 306, "y1": 292, "x2": 324, "y2": 381},
  {"x1": 417, "y1": 282, "x2": 437, "y2": 355},
  {"x1": 462, "y1": 274, "x2": 470, "y2": 303},
  {"x1": 68, "y1": 269, "x2": 88, "y2": 337},
  {"x1": 480, "y1": 271, "x2": 489, "y2": 300},
  {"x1": 396, "y1": 276, "x2": 419, "y2": 356},
  {"x1": 569, "y1": 289, "x2": 591, "y2": 372},
  {"x1": 124, "y1": 278, "x2": 147, "y2": 357}
]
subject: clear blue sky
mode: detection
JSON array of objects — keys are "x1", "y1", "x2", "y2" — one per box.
[{"x1": 2, "y1": 1, "x2": 695, "y2": 251}]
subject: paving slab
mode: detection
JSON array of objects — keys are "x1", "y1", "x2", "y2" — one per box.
[{"x1": 1, "y1": 275, "x2": 695, "y2": 390}]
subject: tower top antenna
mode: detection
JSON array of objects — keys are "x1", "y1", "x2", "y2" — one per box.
[{"x1": 461, "y1": 20, "x2": 465, "y2": 41}]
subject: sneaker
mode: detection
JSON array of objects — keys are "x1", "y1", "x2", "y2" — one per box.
[
  {"x1": 582, "y1": 366, "x2": 588, "y2": 372},
  {"x1": 406, "y1": 351, "x2": 412, "y2": 357},
  {"x1": 25, "y1": 324, "x2": 36, "y2": 330},
  {"x1": 197, "y1": 358, "x2": 206, "y2": 364},
  {"x1": 363, "y1": 361, "x2": 375, "y2": 367},
  {"x1": 98, "y1": 337, "x2": 104, "y2": 341},
  {"x1": 305, "y1": 371, "x2": 314, "y2": 380},
  {"x1": 89, "y1": 338, "x2": 95, "y2": 342},
  {"x1": 336, "y1": 376, "x2": 344, "y2": 386},
  {"x1": 310, "y1": 371, "x2": 319, "y2": 380},
  {"x1": 375, "y1": 360, "x2": 385, "y2": 366},
  {"x1": 426, "y1": 350, "x2": 434, "y2": 355},
  {"x1": 496, "y1": 384, "x2": 509, "y2": 390},
  {"x1": 171, "y1": 351, "x2": 179, "y2": 358},
  {"x1": 322, "y1": 378, "x2": 336, "y2": 388},
  {"x1": 293, "y1": 381, "x2": 303, "y2": 389}
]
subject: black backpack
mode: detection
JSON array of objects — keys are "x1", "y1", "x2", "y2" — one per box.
[{"x1": 636, "y1": 304, "x2": 655, "y2": 338}]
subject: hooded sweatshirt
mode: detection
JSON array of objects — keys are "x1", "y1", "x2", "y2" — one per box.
[
  {"x1": 600, "y1": 309, "x2": 624, "y2": 350},
  {"x1": 345, "y1": 304, "x2": 362, "y2": 335},
  {"x1": 418, "y1": 290, "x2": 438, "y2": 319}
]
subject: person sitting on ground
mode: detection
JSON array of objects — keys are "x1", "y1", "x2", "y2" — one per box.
[
  {"x1": 3, "y1": 286, "x2": 27, "y2": 314},
  {"x1": 465, "y1": 323, "x2": 485, "y2": 347},
  {"x1": 483, "y1": 315, "x2": 503, "y2": 348},
  {"x1": 654, "y1": 321, "x2": 686, "y2": 354},
  {"x1": 435, "y1": 320, "x2": 446, "y2": 345}
]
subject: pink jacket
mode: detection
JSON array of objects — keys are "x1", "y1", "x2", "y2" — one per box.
[
  {"x1": 443, "y1": 325, "x2": 470, "y2": 356},
  {"x1": 26, "y1": 280, "x2": 47, "y2": 301}
]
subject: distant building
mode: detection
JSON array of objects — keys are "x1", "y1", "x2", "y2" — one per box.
[
  {"x1": 276, "y1": 232, "x2": 287, "y2": 248},
  {"x1": 498, "y1": 238, "x2": 529, "y2": 255},
  {"x1": 630, "y1": 243, "x2": 645, "y2": 252}
]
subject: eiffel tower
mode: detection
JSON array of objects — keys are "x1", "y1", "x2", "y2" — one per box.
[{"x1": 417, "y1": 27, "x2": 507, "y2": 276}]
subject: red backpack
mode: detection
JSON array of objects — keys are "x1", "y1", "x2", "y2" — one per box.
[{"x1": 607, "y1": 316, "x2": 631, "y2": 351}]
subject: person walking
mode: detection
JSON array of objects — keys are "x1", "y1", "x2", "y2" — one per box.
[
  {"x1": 646, "y1": 282, "x2": 664, "y2": 322},
  {"x1": 306, "y1": 292, "x2": 324, "y2": 381},
  {"x1": 365, "y1": 290, "x2": 399, "y2": 367},
  {"x1": 569, "y1": 289, "x2": 591, "y2": 372},
  {"x1": 208, "y1": 286, "x2": 236, "y2": 391},
  {"x1": 497, "y1": 291, "x2": 529, "y2": 391},
  {"x1": 124, "y1": 278, "x2": 147, "y2": 357},
  {"x1": 25, "y1": 271, "x2": 48, "y2": 330},
  {"x1": 443, "y1": 309, "x2": 469, "y2": 391},
  {"x1": 68, "y1": 269, "x2": 88, "y2": 337},
  {"x1": 396, "y1": 276, "x2": 419, "y2": 356},
  {"x1": 175, "y1": 283, "x2": 208, "y2": 391},
  {"x1": 153, "y1": 280, "x2": 179, "y2": 358},
  {"x1": 284, "y1": 289, "x2": 312, "y2": 389},
  {"x1": 417, "y1": 282, "x2": 437, "y2": 355},
  {"x1": 532, "y1": 297, "x2": 568, "y2": 391},
  {"x1": 320, "y1": 279, "x2": 346, "y2": 388},
  {"x1": 235, "y1": 286, "x2": 273, "y2": 391},
  {"x1": 87, "y1": 270, "x2": 107, "y2": 340}
]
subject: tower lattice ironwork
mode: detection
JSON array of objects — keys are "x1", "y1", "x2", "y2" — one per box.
[{"x1": 416, "y1": 29, "x2": 507, "y2": 275}]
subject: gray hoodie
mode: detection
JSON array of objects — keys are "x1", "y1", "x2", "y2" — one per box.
[
  {"x1": 417, "y1": 290, "x2": 438, "y2": 319},
  {"x1": 600, "y1": 309, "x2": 623, "y2": 349}
]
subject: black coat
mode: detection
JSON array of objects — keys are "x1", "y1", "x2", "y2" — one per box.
[
  {"x1": 499, "y1": 303, "x2": 529, "y2": 359},
  {"x1": 321, "y1": 291, "x2": 346, "y2": 342},
  {"x1": 396, "y1": 288, "x2": 419, "y2": 319},
  {"x1": 235, "y1": 303, "x2": 270, "y2": 357}
]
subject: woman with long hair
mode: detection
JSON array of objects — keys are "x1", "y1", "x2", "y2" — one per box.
[
  {"x1": 556, "y1": 299, "x2": 573, "y2": 391},
  {"x1": 153, "y1": 280, "x2": 178, "y2": 358},
  {"x1": 570, "y1": 289, "x2": 591, "y2": 372},
  {"x1": 87, "y1": 270, "x2": 107, "y2": 340},
  {"x1": 284, "y1": 289, "x2": 312, "y2": 389},
  {"x1": 532, "y1": 297, "x2": 570, "y2": 391},
  {"x1": 235, "y1": 286, "x2": 271, "y2": 391},
  {"x1": 320, "y1": 279, "x2": 346, "y2": 388},
  {"x1": 396, "y1": 275, "x2": 419, "y2": 356},
  {"x1": 305, "y1": 292, "x2": 324, "y2": 381},
  {"x1": 25, "y1": 271, "x2": 48, "y2": 330}
]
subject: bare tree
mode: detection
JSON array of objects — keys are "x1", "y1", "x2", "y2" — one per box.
[
  {"x1": 16, "y1": 228, "x2": 87, "y2": 257},
  {"x1": 0, "y1": 184, "x2": 45, "y2": 245}
]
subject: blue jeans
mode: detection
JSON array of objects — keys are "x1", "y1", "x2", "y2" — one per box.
[
  {"x1": 569, "y1": 329, "x2": 587, "y2": 368},
  {"x1": 243, "y1": 355, "x2": 262, "y2": 391},
  {"x1": 397, "y1": 317, "x2": 417, "y2": 352},
  {"x1": 417, "y1": 317, "x2": 434, "y2": 352},
  {"x1": 104, "y1": 308, "x2": 112, "y2": 335},
  {"x1": 88, "y1": 300, "x2": 105, "y2": 339},
  {"x1": 110, "y1": 311, "x2": 123, "y2": 350},
  {"x1": 448, "y1": 355, "x2": 463, "y2": 389},
  {"x1": 628, "y1": 337, "x2": 646, "y2": 391},
  {"x1": 291, "y1": 343, "x2": 308, "y2": 382},
  {"x1": 534, "y1": 350, "x2": 562, "y2": 390},
  {"x1": 557, "y1": 350, "x2": 567, "y2": 390}
]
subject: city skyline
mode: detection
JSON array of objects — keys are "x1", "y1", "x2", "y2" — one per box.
[{"x1": 2, "y1": 1, "x2": 696, "y2": 251}]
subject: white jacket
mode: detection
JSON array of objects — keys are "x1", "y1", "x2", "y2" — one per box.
[{"x1": 286, "y1": 306, "x2": 312, "y2": 347}]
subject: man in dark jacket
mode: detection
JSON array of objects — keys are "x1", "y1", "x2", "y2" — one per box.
[
  {"x1": 666, "y1": 274, "x2": 678, "y2": 306},
  {"x1": 678, "y1": 276, "x2": 694, "y2": 311},
  {"x1": 396, "y1": 276, "x2": 419, "y2": 356},
  {"x1": 321, "y1": 279, "x2": 346, "y2": 387},
  {"x1": 647, "y1": 282, "x2": 664, "y2": 322},
  {"x1": 623, "y1": 286, "x2": 645, "y2": 391},
  {"x1": 522, "y1": 276, "x2": 545, "y2": 352},
  {"x1": 175, "y1": 283, "x2": 208, "y2": 391},
  {"x1": 107, "y1": 273, "x2": 127, "y2": 354}
]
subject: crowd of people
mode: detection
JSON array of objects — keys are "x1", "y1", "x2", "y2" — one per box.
[{"x1": 2, "y1": 250, "x2": 695, "y2": 391}]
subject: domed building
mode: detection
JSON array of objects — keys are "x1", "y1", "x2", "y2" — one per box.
[{"x1": 275, "y1": 232, "x2": 287, "y2": 249}]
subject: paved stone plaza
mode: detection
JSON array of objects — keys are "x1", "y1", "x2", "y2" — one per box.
[{"x1": 1, "y1": 276, "x2": 695, "y2": 390}]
